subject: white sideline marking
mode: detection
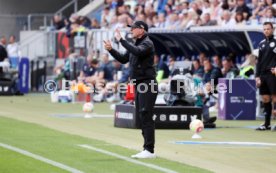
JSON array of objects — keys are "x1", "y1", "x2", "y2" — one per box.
[
  {"x1": 173, "y1": 141, "x2": 276, "y2": 147},
  {"x1": 79, "y1": 144, "x2": 178, "y2": 173},
  {"x1": 0, "y1": 143, "x2": 83, "y2": 173}
]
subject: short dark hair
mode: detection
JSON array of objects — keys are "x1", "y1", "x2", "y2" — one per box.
[
  {"x1": 91, "y1": 59, "x2": 99, "y2": 65},
  {"x1": 169, "y1": 56, "x2": 176, "y2": 61},
  {"x1": 263, "y1": 22, "x2": 274, "y2": 29},
  {"x1": 193, "y1": 59, "x2": 200, "y2": 64}
]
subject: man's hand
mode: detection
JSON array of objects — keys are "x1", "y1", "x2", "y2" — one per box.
[
  {"x1": 103, "y1": 40, "x2": 112, "y2": 51},
  {"x1": 114, "y1": 28, "x2": 122, "y2": 41},
  {"x1": 256, "y1": 77, "x2": 261, "y2": 87}
]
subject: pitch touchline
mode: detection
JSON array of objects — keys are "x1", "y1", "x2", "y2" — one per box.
[
  {"x1": 0, "y1": 143, "x2": 83, "y2": 173},
  {"x1": 173, "y1": 141, "x2": 276, "y2": 146},
  {"x1": 78, "y1": 144, "x2": 178, "y2": 173}
]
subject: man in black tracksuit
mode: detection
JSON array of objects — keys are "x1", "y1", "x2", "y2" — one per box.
[
  {"x1": 104, "y1": 21, "x2": 158, "y2": 158},
  {"x1": 255, "y1": 22, "x2": 276, "y2": 130}
]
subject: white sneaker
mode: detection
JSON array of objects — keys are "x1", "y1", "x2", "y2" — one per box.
[
  {"x1": 131, "y1": 150, "x2": 156, "y2": 159},
  {"x1": 106, "y1": 94, "x2": 121, "y2": 103}
]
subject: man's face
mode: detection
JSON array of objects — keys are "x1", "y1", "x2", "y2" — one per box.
[
  {"x1": 102, "y1": 54, "x2": 109, "y2": 63},
  {"x1": 0, "y1": 37, "x2": 6, "y2": 45},
  {"x1": 131, "y1": 27, "x2": 144, "y2": 39},
  {"x1": 222, "y1": 60, "x2": 231, "y2": 71},
  {"x1": 192, "y1": 61, "x2": 199, "y2": 69},
  {"x1": 154, "y1": 55, "x2": 159, "y2": 64},
  {"x1": 9, "y1": 36, "x2": 15, "y2": 43},
  {"x1": 263, "y1": 24, "x2": 274, "y2": 37},
  {"x1": 203, "y1": 60, "x2": 212, "y2": 72}
]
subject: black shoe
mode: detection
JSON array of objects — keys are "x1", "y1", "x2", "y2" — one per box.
[{"x1": 256, "y1": 124, "x2": 271, "y2": 131}]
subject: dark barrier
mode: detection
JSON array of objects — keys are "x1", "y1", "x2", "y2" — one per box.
[
  {"x1": 56, "y1": 30, "x2": 264, "y2": 59},
  {"x1": 149, "y1": 31, "x2": 252, "y2": 58},
  {"x1": 114, "y1": 104, "x2": 202, "y2": 129},
  {"x1": 30, "y1": 60, "x2": 47, "y2": 92}
]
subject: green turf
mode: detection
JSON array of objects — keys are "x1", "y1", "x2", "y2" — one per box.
[
  {"x1": 0, "y1": 116, "x2": 209, "y2": 173},
  {"x1": 0, "y1": 147, "x2": 67, "y2": 173},
  {"x1": 1, "y1": 94, "x2": 276, "y2": 173}
]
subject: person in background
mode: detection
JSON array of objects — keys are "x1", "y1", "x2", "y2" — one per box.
[
  {"x1": 191, "y1": 59, "x2": 204, "y2": 78},
  {"x1": 78, "y1": 55, "x2": 99, "y2": 85},
  {"x1": 154, "y1": 54, "x2": 170, "y2": 83},
  {"x1": 7, "y1": 35, "x2": 20, "y2": 58},
  {"x1": 221, "y1": 56, "x2": 239, "y2": 78},
  {"x1": 52, "y1": 15, "x2": 65, "y2": 30},
  {"x1": 54, "y1": 48, "x2": 77, "y2": 82},
  {"x1": 255, "y1": 22, "x2": 276, "y2": 130},
  {"x1": 212, "y1": 54, "x2": 222, "y2": 69}
]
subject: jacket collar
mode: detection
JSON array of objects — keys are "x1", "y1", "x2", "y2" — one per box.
[
  {"x1": 135, "y1": 33, "x2": 147, "y2": 44},
  {"x1": 266, "y1": 34, "x2": 274, "y2": 41}
]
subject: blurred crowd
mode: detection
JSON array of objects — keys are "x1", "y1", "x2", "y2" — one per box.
[{"x1": 52, "y1": 0, "x2": 276, "y2": 33}]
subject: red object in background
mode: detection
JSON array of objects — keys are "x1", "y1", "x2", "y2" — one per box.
[
  {"x1": 124, "y1": 84, "x2": 135, "y2": 101},
  {"x1": 86, "y1": 94, "x2": 91, "y2": 102},
  {"x1": 56, "y1": 33, "x2": 70, "y2": 59}
]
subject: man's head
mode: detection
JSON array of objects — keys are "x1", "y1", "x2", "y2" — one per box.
[
  {"x1": 203, "y1": 58, "x2": 212, "y2": 72},
  {"x1": 192, "y1": 59, "x2": 200, "y2": 70},
  {"x1": 86, "y1": 54, "x2": 93, "y2": 64},
  {"x1": 212, "y1": 55, "x2": 221, "y2": 67},
  {"x1": 203, "y1": 13, "x2": 211, "y2": 22},
  {"x1": 9, "y1": 35, "x2": 16, "y2": 44},
  {"x1": 154, "y1": 54, "x2": 160, "y2": 64},
  {"x1": 222, "y1": 57, "x2": 233, "y2": 72},
  {"x1": 263, "y1": 22, "x2": 274, "y2": 38},
  {"x1": 127, "y1": 21, "x2": 148, "y2": 39},
  {"x1": 91, "y1": 59, "x2": 99, "y2": 68},
  {"x1": 0, "y1": 36, "x2": 6, "y2": 45},
  {"x1": 102, "y1": 53, "x2": 109, "y2": 63}
]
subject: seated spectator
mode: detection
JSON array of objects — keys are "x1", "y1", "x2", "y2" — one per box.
[
  {"x1": 54, "y1": 48, "x2": 77, "y2": 82},
  {"x1": 154, "y1": 54, "x2": 170, "y2": 83},
  {"x1": 91, "y1": 18, "x2": 101, "y2": 29},
  {"x1": 97, "y1": 53, "x2": 114, "y2": 83},
  {"x1": 94, "y1": 63, "x2": 130, "y2": 102},
  {"x1": 201, "y1": 13, "x2": 217, "y2": 26},
  {"x1": 198, "y1": 52, "x2": 207, "y2": 66},
  {"x1": 101, "y1": 6, "x2": 113, "y2": 28},
  {"x1": 260, "y1": 7, "x2": 276, "y2": 24},
  {"x1": 191, "y1": 59, "x2": 204, "y2": 78},
  {"x1": 212, "y1": 54, "x2": 222, "y2": 68},
  {"x1": 155, "y1": 13, "x2": 166, "y2": 28},
  {"x1": 221, "y1": 57, "x2": 239, "y2": 78},
  {"x1": 65, "y1": 14, "x2": 86, "y2": 38},
  {"x1": 220, "y1": 10, "x2": 236, "y2": 27},
  {"x1": 234, "y1": 12, "x2": 246, "y2": 26},
  {"x1": 52, "y1": 15, "x2": 65, "y2": 30},
  {"x1": 79, "y1": 16, "x2": 92, "y2": 29},
  {"x1": 235, "y1": 0, "x2": 252, "y2": 20},
  {"x1": 78, "y1": 54, "x2": 99, "y2": 84},
  {"x1": 202, "y1": 58, "x2": 222, "y2": 87}
]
